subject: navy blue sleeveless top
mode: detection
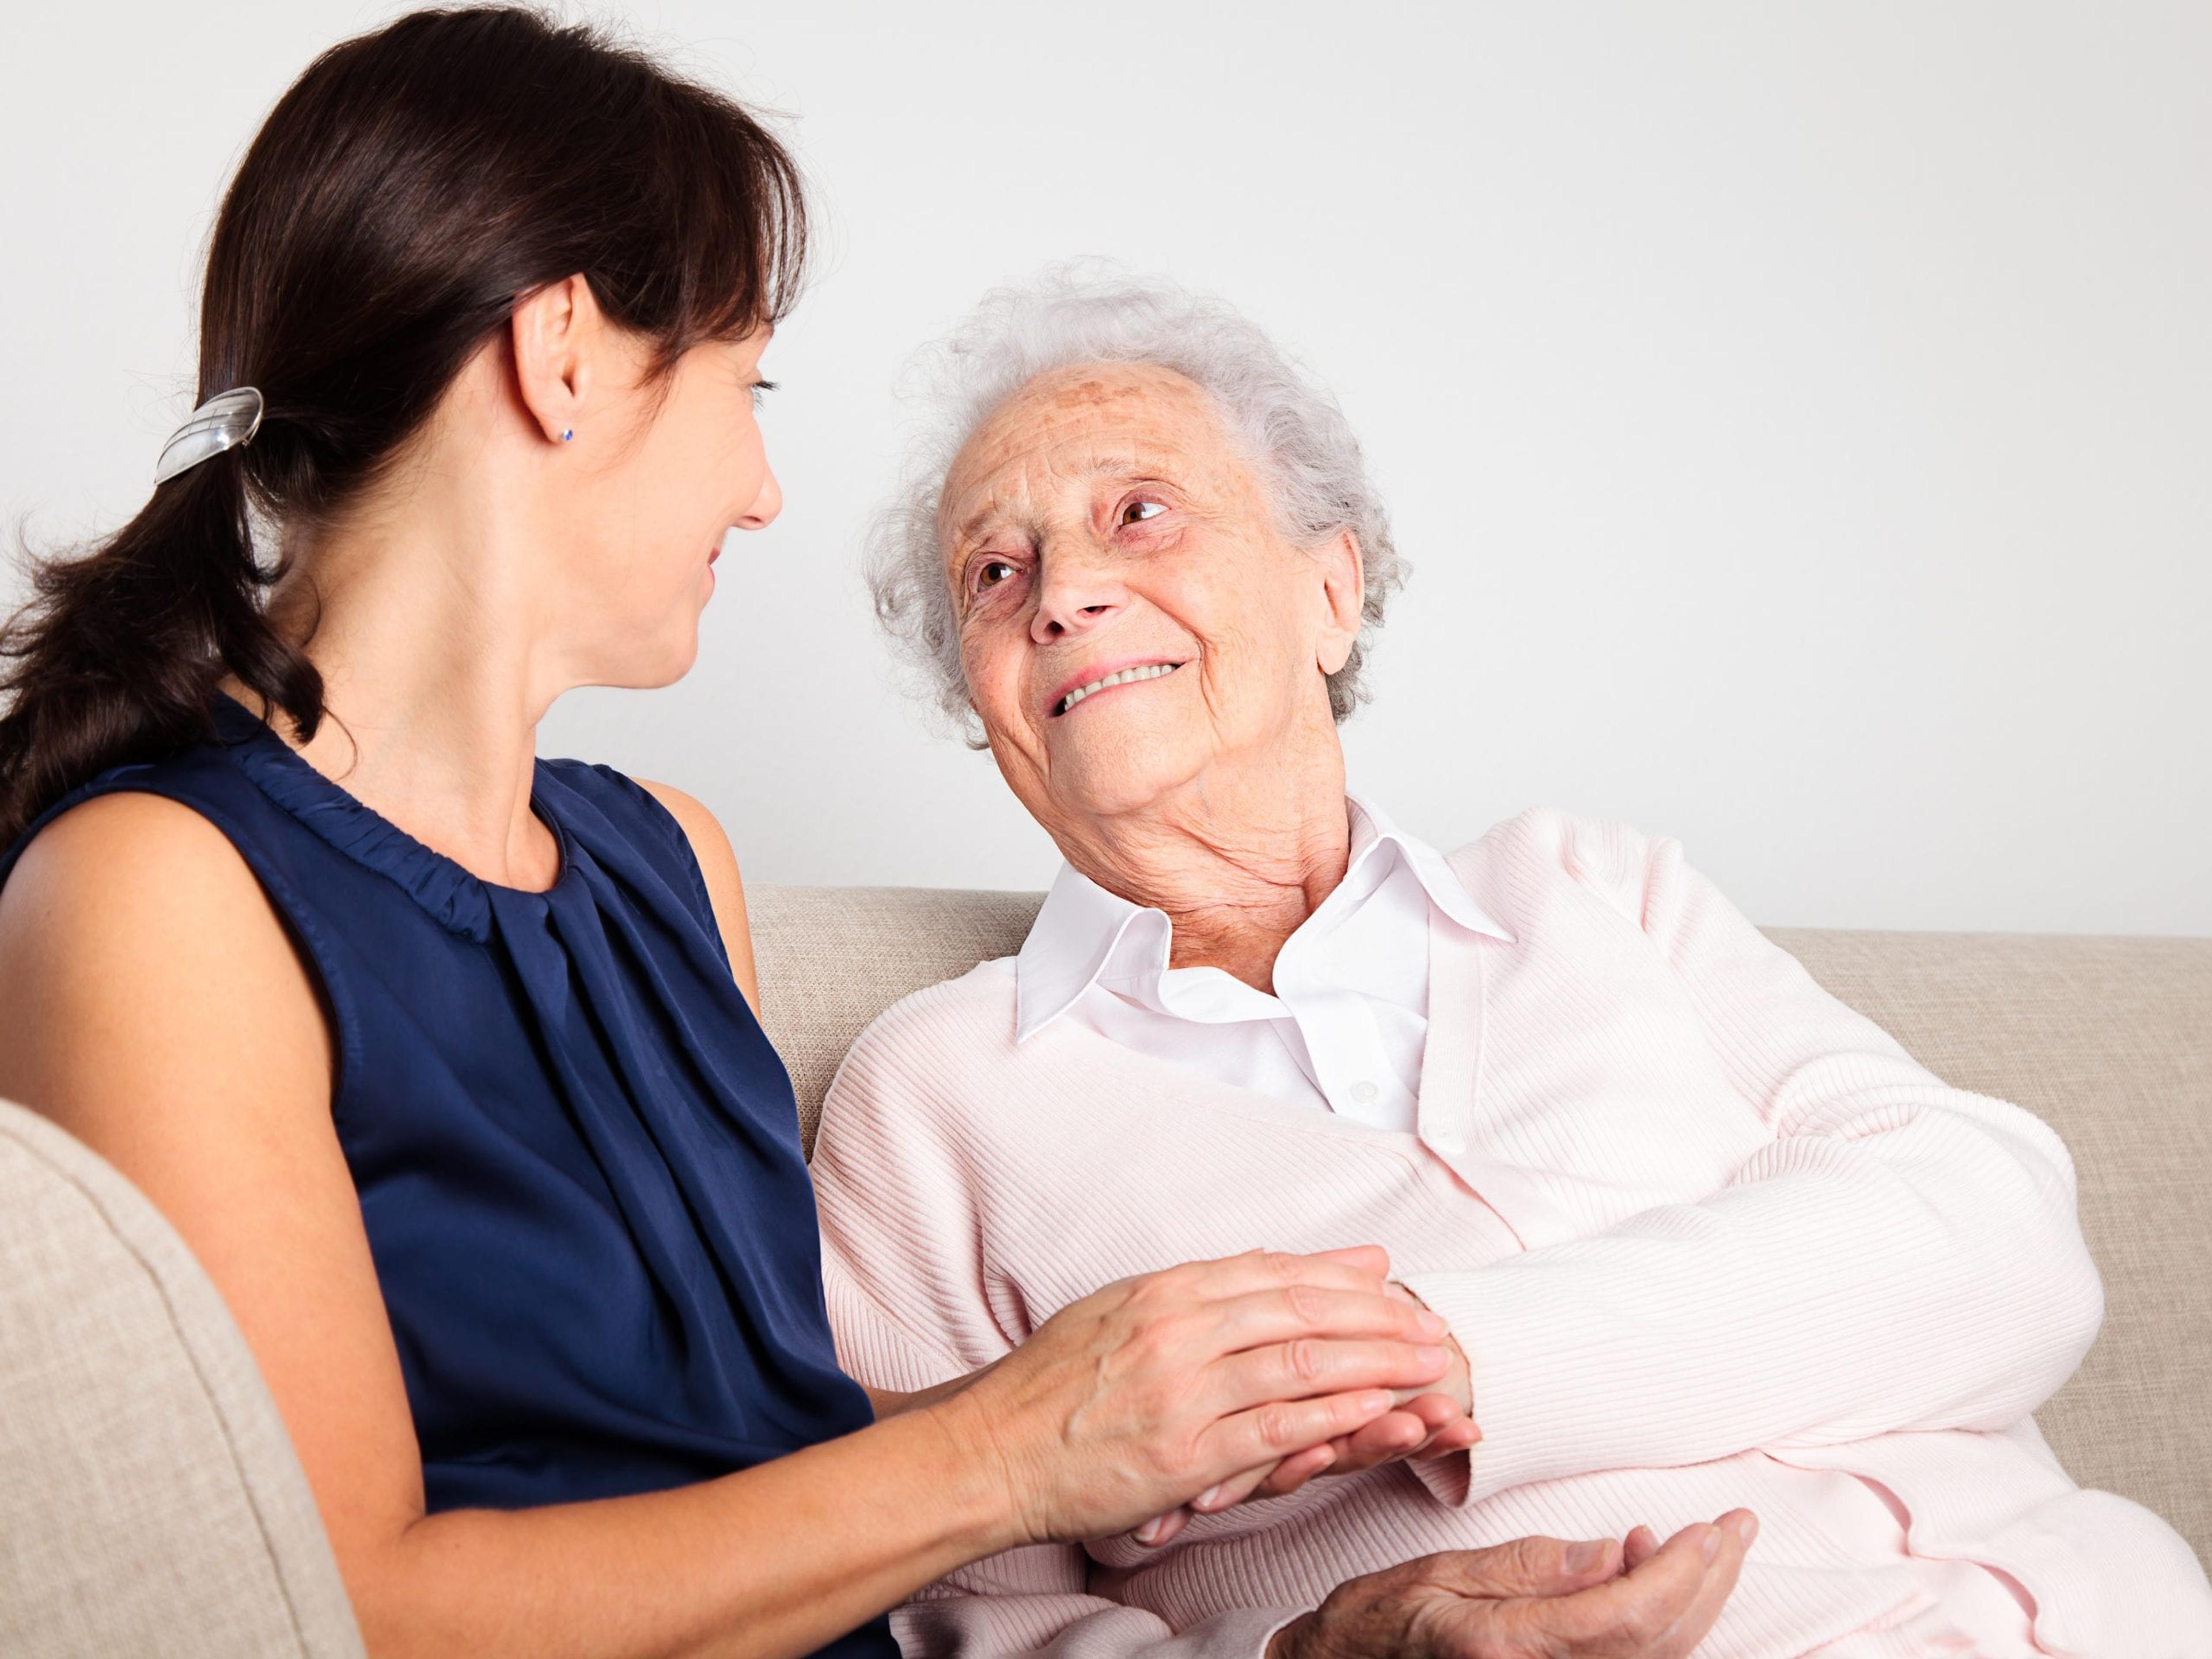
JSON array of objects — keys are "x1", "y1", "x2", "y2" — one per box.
[{"x1": 0, "y1": 696, "x2": 895, "y2": 1659}]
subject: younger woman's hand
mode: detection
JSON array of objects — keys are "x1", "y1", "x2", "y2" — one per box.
[
  {"x1": 933, "y1": 1245, "x2": 1454, "y2": 1548},
  {"x1": 1128, "y1": 1276, "x2": 1479, "y2": 1546}
]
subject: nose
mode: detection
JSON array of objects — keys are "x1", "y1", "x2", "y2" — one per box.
[
  {"x1": 734, "y1": 460, "x2": 782, "y2": 531},
  {"x1": 1029, "y1": 543, "x2": 1126, "y2": 646}
]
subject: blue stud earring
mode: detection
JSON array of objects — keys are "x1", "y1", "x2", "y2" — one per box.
[{"x1": 560, "y1": 428, "x2": 575, "y2": 442}]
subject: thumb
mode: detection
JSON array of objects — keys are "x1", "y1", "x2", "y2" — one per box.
[{"x1": 1438, "y1": 1535, "x2": 1623, "y2": 1599}]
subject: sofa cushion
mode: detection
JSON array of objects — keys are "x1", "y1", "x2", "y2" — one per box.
[{"x1": 0, "y1": 1100, "x2": 365, "y2": 1659}]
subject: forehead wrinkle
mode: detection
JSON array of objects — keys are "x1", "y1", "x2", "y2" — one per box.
[{"x1": 941, "y1": 367, "x2": 1248, "y2": 556}]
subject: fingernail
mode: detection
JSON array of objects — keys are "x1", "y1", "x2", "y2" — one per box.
[
  {"x1": 1362, "y1": 1391, "x2": 1393, "y2": 1412},
  {"x1": 1415, "y1": 1344, "x2": 1446, "y2": 1368},
  {"x1": 1565, "y1": 1539, "x2": 1607, "y2": 1572},
  {"x1": 1194, "y1": 1484, "x2": 1224, "y2": 1511},
  {"x1": 1732, "y1": 1512, "x2": 1759, "y2": 1547},
  {"x1": 1134, "y1": 1518, "x2": 1163, "y2": 1545},
  {"x1": 1700, "y1": 1525, "x2": 1722, "y2": 1562},
  {"x1": 1417, "y1": 1309, "x2": 1447, "y2": 1337}
]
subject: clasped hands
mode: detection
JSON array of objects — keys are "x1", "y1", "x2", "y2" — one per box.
[
  {"x1": 938, "y1": 1244, "x2": 1752, "y2": 1659},
  {"x1": 1130, "y1": 1269, "x2": 1478, "y2": 1547}
]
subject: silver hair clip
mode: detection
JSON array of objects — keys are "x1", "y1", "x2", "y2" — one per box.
[{"x1": 153, "y1": 387, "x2": 266, "y2": 486}]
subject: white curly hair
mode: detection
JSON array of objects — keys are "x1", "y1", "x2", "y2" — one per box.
[{"x1": 866, "y1": 266, "x2": 1406, "y2": 738}]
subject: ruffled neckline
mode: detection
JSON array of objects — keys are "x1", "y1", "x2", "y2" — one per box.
[{"x1": 213, "y1": 692, "x2": 572, "y2": 943}]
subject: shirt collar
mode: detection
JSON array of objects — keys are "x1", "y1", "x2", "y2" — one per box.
[
  {"x1": 1343, "y1": 793, "x2": 1512, "y2": 943},
  {"x1": 1014, "y1": 794, "x2": 1512, "y2": 1043}
]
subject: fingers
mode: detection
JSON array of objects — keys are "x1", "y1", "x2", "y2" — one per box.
[
  {"x1": 1239, "y1": 1444, "x2": 1338, "y2": 1504},
  {"x1": 1325, "y1": 1407, "x2": 1433, "y2": 1472},
  {"x1": 1643, "y1": 1511, "x2": 1755, "y2": 1659},
  {"x1": 1512, "y1": 1511, "x2": 1753, "y2": 1658},
  {"x1": 1131, "y1": 1508, "x2": 1190, "y2": 1548},
  {"x1": 1206, "y1": 1336, "x2": 1449, "y2": 1419},
  {"x1": 1164, "y1": 1248, "x2": 1397, "y2": 1308},
  {"x1": 1201, "y1": 1283, "x2": 1448, "y2": 1355},
  {"x1": 1425, "y1": 1533, "x2": 1627, "y2": 1601},
  {"x1": 1203, "y1": 1388, "x2": 1399, "y2": 1471},
  {"x1": 1308, "y1": 1244, "x2": 1393, "y2": 1279},
  {"x1": 1623, "y1": 1524, "x2": 1661, "y2": 1571}
]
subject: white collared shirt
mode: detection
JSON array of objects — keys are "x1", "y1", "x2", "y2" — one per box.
[{"x1": 1015, "y1": 796, "x2": 1513, "y2": 1132}]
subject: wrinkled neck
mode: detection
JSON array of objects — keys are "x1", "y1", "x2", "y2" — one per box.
[{"x1": 1056, "y1": 732, "x2": 1352, "y2": 995}]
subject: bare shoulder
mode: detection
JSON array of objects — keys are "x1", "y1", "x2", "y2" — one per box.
[
  {"x1": 635, "y1": 778, "x2": 759, "y2": 1011},
  {"x1": 3, "y1": 788, "x2": 269, "y2": 926},
  {"x1": 0, "y1": 790, "x2": 329, "y2": 1144}
]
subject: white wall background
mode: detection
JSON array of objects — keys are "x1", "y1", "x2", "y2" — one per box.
[{"x1": 5, "y1": 2, "x2": 2207, "y2": 933}]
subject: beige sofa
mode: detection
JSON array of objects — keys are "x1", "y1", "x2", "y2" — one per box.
[{"x1": 5, "y1": 887, "x2": 2207, "y2": 1656}]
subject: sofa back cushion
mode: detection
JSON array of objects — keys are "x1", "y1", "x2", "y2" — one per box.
[
  {"x1": 749, "y1": 887, "x2": 2212, "y2": 1565},
  {"x1": 0, "y1": 1100, "x2": 365, "y2": 1659}
]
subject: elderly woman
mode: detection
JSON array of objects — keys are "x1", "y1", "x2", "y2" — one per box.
[{"x1": 810, "y1": 272, "x2": 2212, "y2": 1659}]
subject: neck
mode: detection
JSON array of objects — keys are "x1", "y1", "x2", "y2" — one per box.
[
  {"x1": 1054, "y1": 726, "x2": 1352, "y2": 994},
  {"x1": 232, "y1": 461, "x2": 567, "y2": 891}
]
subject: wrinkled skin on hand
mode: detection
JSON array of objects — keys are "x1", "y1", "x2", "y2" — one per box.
[{"x1": 1270, "y1": 1512, "x2": 1759, "y2": 1659}]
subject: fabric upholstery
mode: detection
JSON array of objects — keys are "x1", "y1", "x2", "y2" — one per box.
[
  {"x1": 751, "y1": 887, "x2": 2211, "y2": 1566},
  {"x1": 0, "y1": 1099, "x2": 365, "y2": 1659}
]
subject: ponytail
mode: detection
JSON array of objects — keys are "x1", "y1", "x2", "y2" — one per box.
[
  {"x1": 0, "y1": 445, "x2": 323, "y2": 850},
  {"x1": 0, "y1": 6, "x2": 805, "y2": 855}
]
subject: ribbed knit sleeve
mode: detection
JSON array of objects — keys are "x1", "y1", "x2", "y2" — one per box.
[
  {"x1": 813, "y1": 1011, "x2": 1307, "y2": 1659},
  {"x1": 1399, "y1": 821, "x2": 2105, "y2": 1508}
]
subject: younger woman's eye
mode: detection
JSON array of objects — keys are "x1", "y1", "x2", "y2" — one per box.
[
  {"x1": 749, "y1": 379, "x2": 778, "y2": 410},
  {"x1": 1120, "y1": 499, "x2": 1166, "y2": 526}
]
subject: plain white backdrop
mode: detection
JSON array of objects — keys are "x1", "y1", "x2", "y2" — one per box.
[{"x1": 4, "y1": 2, "x2": 2207, "y2": 932}]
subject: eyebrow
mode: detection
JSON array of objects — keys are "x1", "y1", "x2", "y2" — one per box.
[{"x1": 948, "y1": 455, "x2": 1170, "y2": 547}]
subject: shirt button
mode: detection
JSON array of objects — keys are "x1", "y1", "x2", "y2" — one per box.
[
  {"x1": 1429, "y1": 1127, "x2": 1465, "y2": 1156},
  {"x1": 1349, "y1": 1080, "x2": 1379, "y2": 1105}
]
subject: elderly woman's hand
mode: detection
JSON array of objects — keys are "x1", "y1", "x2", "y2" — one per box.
[
  {"x1": 1266, "y1": 1512, "x2": 1758, "y2": 1659},
  {"x1": 935, "y1": 1245, "x2": 1457, "y2": 1547}
]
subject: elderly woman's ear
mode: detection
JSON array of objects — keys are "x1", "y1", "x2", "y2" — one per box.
[{"x1": 1313, "y1": 528, "x2": 1366, "y2": 679}]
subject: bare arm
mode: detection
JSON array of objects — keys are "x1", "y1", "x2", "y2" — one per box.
[{"x1": 0, "y1": 795, "x2": 1447, "y2": 1659}]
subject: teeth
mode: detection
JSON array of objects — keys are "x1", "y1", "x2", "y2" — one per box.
[{"x1": 1058, "y1": 661, "x2": 1179, "y2": 715}]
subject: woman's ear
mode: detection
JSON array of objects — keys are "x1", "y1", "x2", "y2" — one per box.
[
  {"x1": 1313, "y1": 528, "x2": 1366, "y2": 677},
  {"x1": 510, "y1": 274, "x2": 603, "y2": 446}
]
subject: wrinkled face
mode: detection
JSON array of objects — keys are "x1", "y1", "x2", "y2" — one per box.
[
  {"x1": 942, "y1": 361, "x2": 1358, "y2": 834},
  {"x1": 556, "y1": 327, "x2": 781, "y2": 688}
]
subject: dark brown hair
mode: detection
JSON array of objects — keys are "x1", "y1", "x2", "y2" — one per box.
[{"x1": 0, "y1": 6, "x2": 805, "y2": 850}]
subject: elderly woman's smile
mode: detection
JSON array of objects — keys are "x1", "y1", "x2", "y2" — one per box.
[
  {"x1": 1048, "y1": 658, "x2": 1186, "y2": 718},
  {"x1": 937, "y1": 359, "x2": 1368, "y2": 838}
]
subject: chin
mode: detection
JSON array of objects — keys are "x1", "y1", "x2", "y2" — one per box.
[
  {"x1": 591, "y1": 624, "x2": 700, "y2": 692},
  {"x1": 1036, "y1": 730, "x2": 1206, "y2": 823}
]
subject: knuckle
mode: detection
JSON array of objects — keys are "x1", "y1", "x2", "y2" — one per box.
[
  {"x1": 1255, "y1": 1402, "x2": 1297, "y2": 1446},
  {"x1": 1286, "y1": 1338, "x2": 1327, "y2": 1384},
  {"x1": 1264, "y1": 1250, "x2": 1302, "y2": 1284},
  {"x1": 1283, "y1": 1281, "x2": 1326, "y2": 1325}
]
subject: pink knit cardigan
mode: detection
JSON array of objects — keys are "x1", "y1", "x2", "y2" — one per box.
[{"x1": 809, "y1": 810, "x2": 2212, "y2": 1658}]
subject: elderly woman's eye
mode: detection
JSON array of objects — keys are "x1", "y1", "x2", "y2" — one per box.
[
  {"x1": 1120, "y1": 499, "x2": 1167, "y2": 526},
  {"x1": 976, "y1": 559, "x2": 1019, "y2": 589}
]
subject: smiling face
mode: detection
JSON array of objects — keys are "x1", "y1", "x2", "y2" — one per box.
[
  {"x1": 549, "y1": 325, "x2": 782, "y2": 689},
  {"x1": 942, "y1": 361, "x2": 1364, "y2": 842}
]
